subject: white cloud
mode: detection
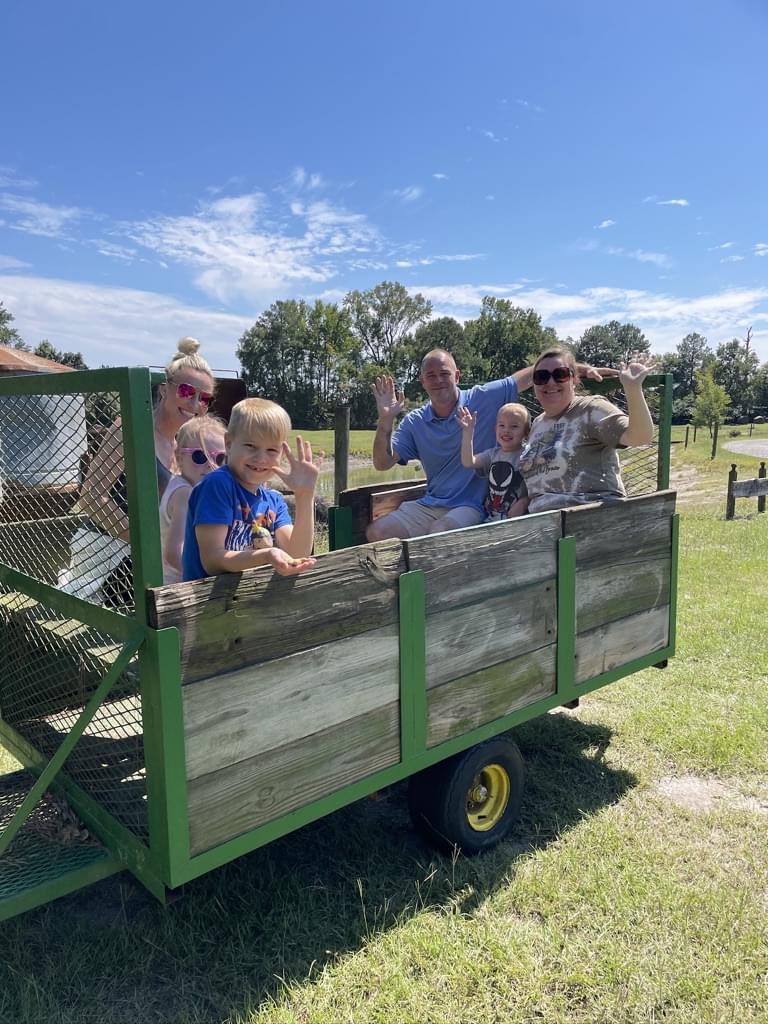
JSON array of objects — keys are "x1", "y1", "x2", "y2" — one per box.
[
  {"x1": 754, "y1": 243, "x2": 768, "y2": 257},
  {"x1": 0, "y1": 275, "x2": 251, "y2": 367},
  {"x1": 481, "y1": 130, "x2": 501, "y2": 143},
  {"x1": 720, "y1": 254, "x2": 744, "y2": 263},
  {"x1": 392, "y1": 186, "x2": 423, "y2": 202},
  {"x1": 0, "y1": 194, "x2": 87, "y2": 238},
  {"x1": 432, "y1": 173, "x2": 449, "y2": 180},
  {"x1": 657, "y1": 198, "x2": 689, "y2": 206},
  {"x1": 0, "y1": 254, "x2": 31, "y2": 271},
  {"x1": 0, "y1": 168, "x2": 37, "y2": 189},
  {"x1": 130, "y1": 191, "x2": 380, "y2": 303},
  {"x1": 515, "y1": 98, "x2": 543, "y2": 112},
  {"x1": 595, "y1": 219, "x2": 616, "y2": 229},
  {"x1": 708, "y1": 242, "x2": 735, "y2": 250},
  {"x1": 629, "y1": 249, "x2": 671, "y2": 268}
]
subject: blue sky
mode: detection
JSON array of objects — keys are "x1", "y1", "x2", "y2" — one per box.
[{"x1": 2, "y1": 0, "x2": 767, "y2": 370}]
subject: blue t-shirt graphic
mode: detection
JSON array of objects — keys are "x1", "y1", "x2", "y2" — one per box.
[{"x1": 182, "y1": 465, "x2": 292, "y2": 581}]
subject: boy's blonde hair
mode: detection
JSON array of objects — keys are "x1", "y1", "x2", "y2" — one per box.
[
  {"x1": 497, "y1": 402, "x2": 531, "y2": 432},
  {"x1": 176, "y1": 413, "x2": 227, "y2": 450},
  {"x1": 228, "y1": 398, "x2": 291, "y2": 443}
]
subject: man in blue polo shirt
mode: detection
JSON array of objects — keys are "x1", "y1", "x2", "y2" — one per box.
[{"x1": 366, "y1": 348, "x2": 612, "y2": 540}]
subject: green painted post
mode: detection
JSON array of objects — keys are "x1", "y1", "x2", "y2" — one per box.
[
  {"x1": 657, "y1": 374, "x2": 674, "y2": 491},
  {"x1": 140, "y1": 626, "x2": 190, "y2": 886},
  {"x1": 398, "y1": 571, "x2": 427, "y2": 760},
  {"x1": 667, "y1": 514, "x2": 680, "y2": 656},
  {"x1": 327, "y1": 505, "x2": 353, "y2": 550},
  {"x1": 556, "y1": 535, "x2": 577, "y2": 700},
  {"x1": 120, "y1": 367, "x2": 165, "y2": 623}
]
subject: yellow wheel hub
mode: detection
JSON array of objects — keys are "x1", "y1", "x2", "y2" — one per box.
[{"x1": 465, "y1": 763, "x2": 510, "y2": 832}]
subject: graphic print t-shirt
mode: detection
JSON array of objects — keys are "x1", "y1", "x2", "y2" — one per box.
[
  {"x1": 182, "y1": 465, "x2": 292, "y2": 581},
  {"x1": 519, "y1": 395, "x2": 629, "y2": 513},
  {"x1": 473, "y1": 446, "x2": 527, "y2": 519}
]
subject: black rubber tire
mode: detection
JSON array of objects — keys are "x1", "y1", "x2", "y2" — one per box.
[{"x1": 408, "y1": 736, "x2": 525, "y2": 854}]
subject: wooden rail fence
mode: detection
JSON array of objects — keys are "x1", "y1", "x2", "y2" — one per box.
[{"x1": 726, "y1": 462, "x2": 767, "y2": 519}]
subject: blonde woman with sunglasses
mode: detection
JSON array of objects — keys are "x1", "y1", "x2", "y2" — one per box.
[
  {"x1": 61, "y1": 337, "x2": 216, "y2": 606},
  {"x1": 519, "y1": 347, "x2": 654, "y2": 514}
]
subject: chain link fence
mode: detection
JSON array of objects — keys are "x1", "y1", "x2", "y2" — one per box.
[{"x1": 0, "y1": 377, "x2": 150, "y2": 878}]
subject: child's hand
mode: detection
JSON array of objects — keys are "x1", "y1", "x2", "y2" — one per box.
[
  {"x1": 269, "y1": 548, "x2": 316, "y2": 576},
  {"x1": 456, "y1": 406, "x2": 476, "y2": 433},
  {"x1": 273, "y1": 437, "x2": 322, "y2": 497}
]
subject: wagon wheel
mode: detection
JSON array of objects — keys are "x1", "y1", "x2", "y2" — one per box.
[{"x1": 407, "y1": 736, "x2": 525, "y2": 854}]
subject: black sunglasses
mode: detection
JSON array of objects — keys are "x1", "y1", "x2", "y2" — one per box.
[
  {"x1": 533, "y1": 366, "x2": 574, "y2": 386},
  {"x1": 178, "y1": 447, "x2": 227, "y2": 467}
]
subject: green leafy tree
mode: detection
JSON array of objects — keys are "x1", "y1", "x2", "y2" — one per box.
[
  {"x1": 752, "y1": 362, "x2": 768, "y2": 416},
  {"x1": 712, "y1": 338, "x2": 759, "y2": 418},
  {"x1": 237, "y1": 299, "x2": 359, "y2": 427},
  {"x1": 575, "y1": 320, "x2": 651, "y2": 367},
  {"x1": 692, "y1": 367, "x2": 730, "y2": 436},
  {"x1": 34, "y1": 339, "x2": 88, "y2": 369},
  {"x1": 344, "y1": 281, "x2": 432, "y2": 374},
  {"x1": 0, "y1": 302, "x2": 29, "y2": 350},
  {"x1": 464, "y1": 298, "x2": 557, "y2": 382},
  {"x1": 674, "y1": 332, "x2": 713, "y2": 400}
]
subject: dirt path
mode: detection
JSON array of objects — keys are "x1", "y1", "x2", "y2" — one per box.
[{"x1": 723, "y1": 439, "x2": 768, "y2": 458}]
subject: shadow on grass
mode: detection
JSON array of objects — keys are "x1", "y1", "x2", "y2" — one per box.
[{"x1": 0, "y1": 712, "x2": 635, "y2": 1024}]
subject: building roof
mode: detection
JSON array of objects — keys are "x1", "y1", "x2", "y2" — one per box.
[{"x1": 0, "y1": 345, "x2": 76, "y2": 374}]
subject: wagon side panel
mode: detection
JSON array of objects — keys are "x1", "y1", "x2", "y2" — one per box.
[{"x1": 404, "y1": 513, "x2": 561, "y2": 748}]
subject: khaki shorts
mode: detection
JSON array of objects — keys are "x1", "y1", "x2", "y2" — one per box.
[{"x1": 378, "y1": 499, "x2": 484, "y2": 538}]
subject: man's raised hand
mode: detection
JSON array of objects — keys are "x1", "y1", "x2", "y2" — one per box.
[{"x1": 372, "y1": 375, "x2": 405, "y2": 421}]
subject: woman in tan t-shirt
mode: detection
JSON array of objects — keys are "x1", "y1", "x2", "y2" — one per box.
[{"x1": 519, "y1": 347, "x2": 654, "y2": 514}]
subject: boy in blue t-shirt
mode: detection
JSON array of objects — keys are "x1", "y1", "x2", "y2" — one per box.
[{"x1": 182, "y1": 398, "x2": 319, "y2": 581}]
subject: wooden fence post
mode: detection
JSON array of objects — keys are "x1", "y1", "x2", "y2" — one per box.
[
  {"x1": 693, "y1": 424, "x2": 697, "y2": 443},
  {"x1": 726, "y1": 464, "x2": 738, "y2": 520},
  {"x1": 684, "y1": 426, "x2": 689, "y2": 449},
  {"x1": 334, "y1": 406, "x2": 350, "y2": 504},
  {"x1": 710, "y1": 421, "x2": 719, "y2": 460},
  {"x1": 749, "y1": 421, "x2": 754, "y2": 437},
  {"x1": 759, "y1": 462, "x2": 766, "y2": 514}
]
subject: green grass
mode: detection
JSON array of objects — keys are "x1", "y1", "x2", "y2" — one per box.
[{"x1": 2, "y1": 440, "x2": 768, "y2": 1023}]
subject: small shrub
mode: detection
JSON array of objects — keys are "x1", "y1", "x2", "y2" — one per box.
[{"x1": 729, "y1": 429, "x2": 741, "y2": 437}]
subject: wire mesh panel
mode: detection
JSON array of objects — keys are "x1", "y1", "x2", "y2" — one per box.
[
  {"x1": 0, "y1": 584, "x2": 148, "y2": 841},
  {"x1": 0, "y1": 386, "x2": 135, "y2": 611}
]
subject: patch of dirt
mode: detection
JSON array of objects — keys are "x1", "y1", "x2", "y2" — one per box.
[{"x1": 656, "y1": 775, "x2": 768, "y2": 815}]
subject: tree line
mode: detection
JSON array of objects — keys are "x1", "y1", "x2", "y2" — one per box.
[{"x1": 3, "y1": 289, "x2": 767, "y2": 431}]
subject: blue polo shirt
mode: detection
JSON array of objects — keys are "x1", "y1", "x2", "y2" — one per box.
[{"x1": 392, "y1": 376, "x2": 520, "y2": 511}]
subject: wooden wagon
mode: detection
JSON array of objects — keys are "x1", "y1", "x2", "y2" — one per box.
[{"x1": 0, "y1": 368, "x2": 678, "y2": 920}]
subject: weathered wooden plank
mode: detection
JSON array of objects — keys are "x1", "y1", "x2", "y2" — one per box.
[
  {"x1": 425, "y1": 579, "x2": 556, "y2": 689},
  {"x1": 147, "y1": 540, "x2": 405, "y2": 683},
  {"x1": 732, "y1": 478, "x2": 768, "y2": 498},
  {"x1": 563, "y1": 491, "x2": 676, "y2": 569},
  {"x1": 339, "y1": 479, "x2": 427, "y2": 542},
  {"x1": 427, "y1": 643, "x2": 557, "y2": 747},
  {"x1": 370, "y1": 483, "x2": 428, "y2": 521},
  {"x1": 188, "y1": 701, "x2": 400, "y2": 854},
  {"x1": 575, "y1": 605, "x2": 669, "y2": 683},
  {"x1": 183, "y1": 625, "x2": 399, "y2": 780},
  {"x1": 576, "y1": 554, "x2": 671, "y2": 635},
  {"x1": 405, "y1": 512, "x2": 561, "y2": 614}
]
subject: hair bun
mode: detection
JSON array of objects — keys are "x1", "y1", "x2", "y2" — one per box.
[{"x1": 176, "y1": 336, "x2": 201, "y2": 357}]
